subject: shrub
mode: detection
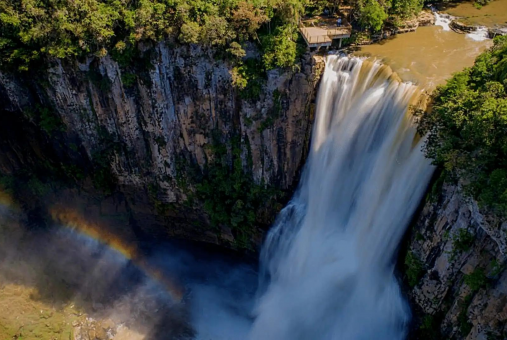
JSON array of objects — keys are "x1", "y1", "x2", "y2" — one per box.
[
  {"x1": 121, "y1": 73, "x2": 137, "y2": 87},
  {"x1": 404, "y1": 251, "x2": 425, "y2": 287},
  {"x1": 457, "y1": 295, "x2": 473, "y2": 336},
  {"x1": 261, "y1": 24, "x2": 299, "y2": 70},
  {"x1": 195, "y1": 135, "x2": 281, "y2": 249},
  {"x1": 452, "y1": 228, "x2": 475, "y2": 253},
  {"x1": 464, "y1": 268, "x2": 488, "y2": 291}
]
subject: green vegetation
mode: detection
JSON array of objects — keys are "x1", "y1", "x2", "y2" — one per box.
[
  {"x1": 404, "y1": 250, "x2": 425, "y2": 287},
  {"x1": 261, "y1": 24, "x2": 301, "y2": 69},
  {"x1": 195, "y1": 135, "x2": 282, "y2": 249},
  {"x1": 451, "y1": 228, "x2": 475, "y2": 254},
  {"x1": 148, "y1": 182, "x2": 175, "y2": 215},
  {"x1": 258, "y1": 89, "x2": 284, "y2": 131},
  {"x1": 464, "y1": 268, "x2": 488, "y2": 291},
  {"x1": 489, "y1": 258, "x2": 505, "y2": 277},
  {"x1": 0, "y1": 0, "x2": 308, "y2": 72},
  {"x1": 428, "y1": 171, "x2": 446, "y2": 203},
  {"x1": 25, "y1": 105, "x2": 66, "y2": 136},
  {"x1": 417, "y1": 314, "x2": 441, "y2": 340},
  {"x1": 1, "y1": 0, "x2": 434, "y2": 73},
  {"x1": 358, "y1": 0, "x2": 389, "y2": 32},
  {"x1": 89, "y1": 150, "x2": 116, "y2": 195},
  {"x1": 457, "y1": 295, "x2": 473, "y2": 336},
  {"x1": 233, "y1": 58, "x2": 266, "y2": 100},
  {"x1": 418, "y1": 36, "x2": 507, "y2": 216},
  {"x1": 121, "y1": 73, "x2": 137, "y2": 87}
]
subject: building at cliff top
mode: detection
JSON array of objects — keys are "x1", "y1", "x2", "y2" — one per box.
[{"x1": 299, "y1": 16, "x2": 352, "y2": 49}]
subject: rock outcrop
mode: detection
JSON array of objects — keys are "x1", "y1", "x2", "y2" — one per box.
[
  {"x1": 450, "y1": 20, "x2": 478, "y2": 33},
  {"x1": 404, "y1": 183, "x2": 507, "y2": 339}
]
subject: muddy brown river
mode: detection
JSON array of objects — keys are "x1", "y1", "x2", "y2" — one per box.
[
  {"x1": 354, "y1": 1, "x2": 507, "y2": 88},
  {"x1": 445, "y1": 0, "x2": 507, "y2": 27},
  {"x1": 354, "y1": 25, "x2": 492, "y2": 88}
]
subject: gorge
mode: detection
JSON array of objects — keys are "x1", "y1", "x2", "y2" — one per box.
[{"x1": 1, "y1": 1, "x2": 507, "y2": 339}]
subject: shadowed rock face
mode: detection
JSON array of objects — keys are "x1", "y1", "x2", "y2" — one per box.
[{"x1": 0, "y1": 44, "x2": 324, "y2": 249}]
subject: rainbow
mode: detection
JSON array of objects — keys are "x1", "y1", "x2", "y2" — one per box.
[{"x1": 50, "y1": 207, "x2": 185, "y2": 302}]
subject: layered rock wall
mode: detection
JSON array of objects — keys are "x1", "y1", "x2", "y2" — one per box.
[
  {"x1": 0, "y1": 44, "x2": 324, "y2": 247},
  {"x1": 405, "y1": 183, "x2": 507, "y2": 339}
]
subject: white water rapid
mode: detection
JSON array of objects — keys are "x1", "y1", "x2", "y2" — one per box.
[
  {"x1": 433, "y1": 8, "x2": 453, "y2": 31},
  {"x1": 431, "y1": 5, "x2": 490, "y2": 42},
  {"x1": 466, "y1": 26, "x2": 490, "y2": 41},
  {"x1": 250, "y1": 56, "x2": 435, "y2": 340}
]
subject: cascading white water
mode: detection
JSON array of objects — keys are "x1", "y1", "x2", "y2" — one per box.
[
  {"x1": 432, "y1": 8, "x2": 453, "y2": 31},
  {"x1": 250, "y1": 56, "x2": 434, "y2": 340},
  {"x1": 431, "y1": 5, "x2": 490, "y2": 42},
  {"x1": 466, "y1": 26, "x2": 489, "y2": 41}
]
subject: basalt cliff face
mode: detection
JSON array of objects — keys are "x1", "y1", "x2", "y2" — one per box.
[
  {"x1": 0, "y1": 43, "x2": 324, "y2": 249},
  {"x1": 404, "y1": 182, "x2": 507, "y2": 340}
]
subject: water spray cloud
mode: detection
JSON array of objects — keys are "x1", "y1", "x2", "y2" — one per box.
[{"x1": 50, "y1": 207, "x2": 185, "y2": 303}]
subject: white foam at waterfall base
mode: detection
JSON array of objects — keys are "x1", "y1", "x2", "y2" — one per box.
[{"x1": 250, "y1": 56, "x2": 435, "y2": 340}]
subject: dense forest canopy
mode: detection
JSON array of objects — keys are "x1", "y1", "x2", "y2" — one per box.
[
  {"x1": 1, "y1": 0, "x2": 425, "y2": 71},
  {"x1": 419, "y1": 36, "x2": 507, "y2": 216}
]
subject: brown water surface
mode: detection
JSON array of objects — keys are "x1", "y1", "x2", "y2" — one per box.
[
  {"x1": 354, "y1": 25, "x2": 492, "y2": 88},
  {"x1": 445, "y1": 0, "x2": 507, "y2": 27}
]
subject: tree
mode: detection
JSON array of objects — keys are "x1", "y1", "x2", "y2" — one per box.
[
  {"x1": 262, "y1": 24, "x2": 299, "y2": 70},
  {"x1": 179, "y1": 22, "x2": 201, "y2": 44},
  {"x1": 227, "y1": 41, "x2": 247, "y2": 59},
  {"x1": 201, "y1": 16, "x2": 235, "y2": 46},
  {"x1": 359, "y1": 0, "x2": 388, "y2": 32},
  {"x1": 231, "y1": 1, "x2": 268, "y2": 41},
  {"x1": 391, "y1": 0, "x2": 423, "y2": 19}
]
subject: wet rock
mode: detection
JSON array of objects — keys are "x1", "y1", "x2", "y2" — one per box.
[
  {"x1": 489, "y1": 27, "x2": 507, "y2": 38},
  {"x1": 450, "y1": 20, "x2": 478, "y2": 33},
  {"x1": 418, "y1": 10, "x2": 436, "y2": 27}
]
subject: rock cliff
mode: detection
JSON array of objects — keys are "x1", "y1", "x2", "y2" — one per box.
[
  {"x1": 403, "y1": 182, "x2": 507, "y2": 339},
  {"x1": 0, "y1": 43, "x2": 324, "y2": 249}
]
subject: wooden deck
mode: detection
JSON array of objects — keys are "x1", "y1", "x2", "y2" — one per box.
[{"x1": 299, "y1": 24, "x2": 351, "y2": 48}]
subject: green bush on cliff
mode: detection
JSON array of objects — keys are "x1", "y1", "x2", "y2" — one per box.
[
  {"x1": 464, "y1": 268, "x2": 488, "y2": 291},
  {"x1": 418, "y1": 36, "x2": 507, "y2": 216},
  {"x1": 404, "y1": 250, "x2": 425, "y2": 287},
  {"x1": 196, "y1": 136, "x2": 281, "y2": 249},
  {"x1": 457, "y1": 295, "x2": 473, "y2": 336}
]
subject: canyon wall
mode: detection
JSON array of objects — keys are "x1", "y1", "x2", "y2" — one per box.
[
  {"x1": 0, "y1": 43, "x2": 324, "y2": 249},
  {"x1": 403, "y1": 182, "x2": 507, "y2": 340}
]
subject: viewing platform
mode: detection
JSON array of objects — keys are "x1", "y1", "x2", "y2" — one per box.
[{"x1": 299, "y1": 16, "x2": 352, "y2": 49}]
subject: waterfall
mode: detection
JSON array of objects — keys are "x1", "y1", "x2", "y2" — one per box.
[
  {"x1": 250, "y1": 56, "x2": 434, "y2": 340},
  {"x1": 431, "y1": 6, "x2": 453, "y2": 31}
]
